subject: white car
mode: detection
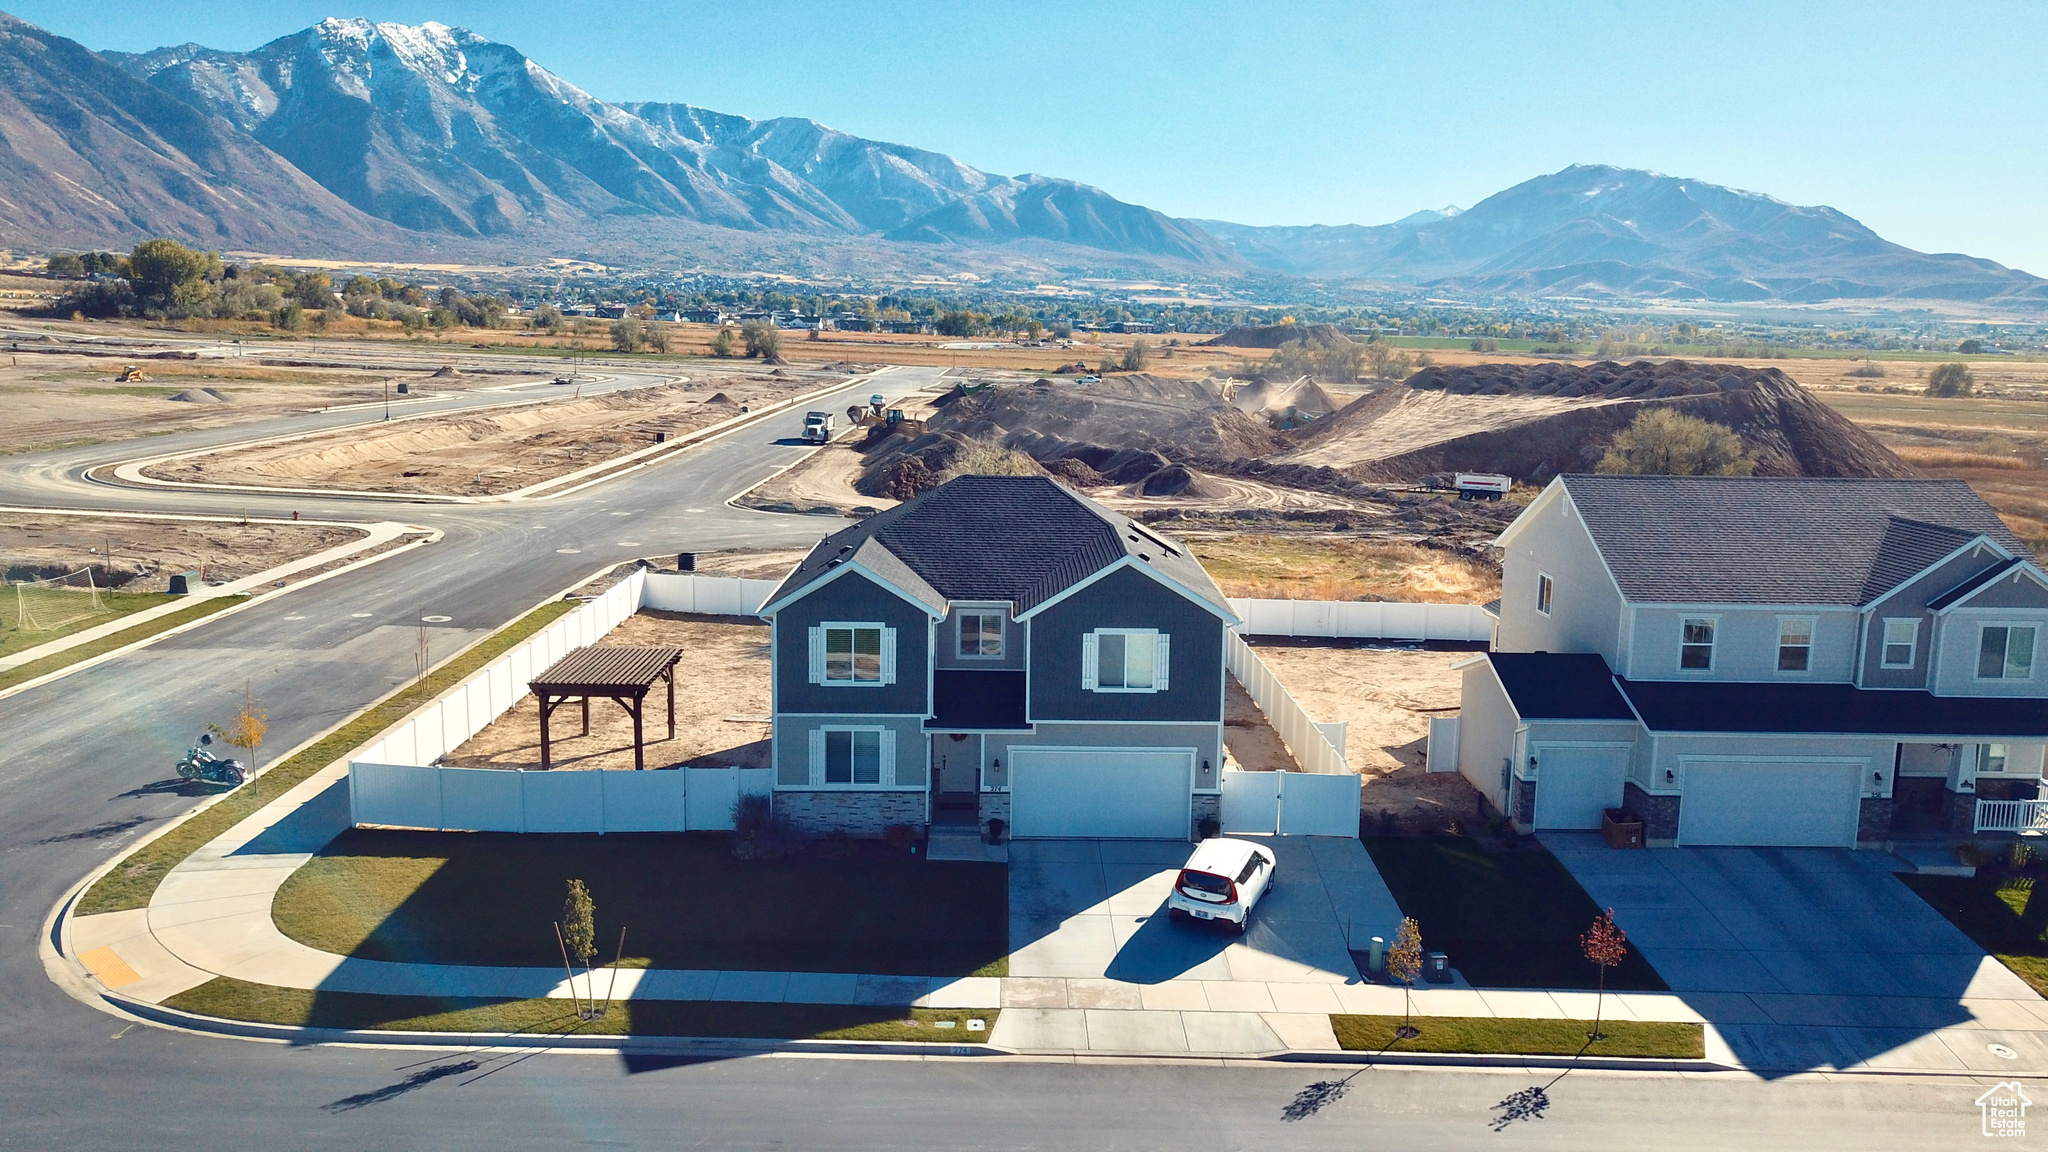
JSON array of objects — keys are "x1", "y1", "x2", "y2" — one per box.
[{"x1": 1165, "y1": 837, "x2": 1276, "y2": 933}]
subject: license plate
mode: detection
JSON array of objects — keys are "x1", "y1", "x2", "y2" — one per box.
[{"x1": 1193, "y1": 910, "x2": 1211, "y2": 919}]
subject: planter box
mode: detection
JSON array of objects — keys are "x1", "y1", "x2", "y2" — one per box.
[{"x1": 1601, "y1": 807, "x2": 1644, "y2": 850}]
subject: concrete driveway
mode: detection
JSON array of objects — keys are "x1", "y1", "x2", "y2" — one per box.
[{"x1": 1547, "y1": 832, "x2": 2048, "y2": 1073}]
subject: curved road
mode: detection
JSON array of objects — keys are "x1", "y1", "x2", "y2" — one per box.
[{"x1": 0, "y1": 344, "x2": 1991, "y2": 1147}]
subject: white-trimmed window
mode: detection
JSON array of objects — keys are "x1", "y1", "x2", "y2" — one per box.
[
  {"x1": 1679, "y1": 617, "x2": 1716, "y2": 671},
  {"x1": 1881, "y1": 618, "x2": 1918, "y2": 668},
  {"x1": 808, "y1": 622, "x2": 897, "y2": 685},
  {"x1": 1978, "y1": 624, "x2": 2038, "y2": 680},
  {"x1": 1776, "y1": 616, "x2": 1814, "y2": 672},
  {"x1": 959, "y1": 611, "x2": 1004, "y2": 658},
  {"x1": 1536, "y1": 573, "x2": 1554, "y2": 616},
  {"x1": 1082, "y1": 628, "x2": 1170, "y2": 692},
  {"x1": 806, "y1": 726, "x2": 896, "y2": 785},
  {"x1": 1983, "y1": 743, "x2": 2010, "y2": 774}
]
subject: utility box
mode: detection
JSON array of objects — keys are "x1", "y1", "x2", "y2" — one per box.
[
  {"x1": 167, "y1": 570, "x2": 198, "y2": 595},
  {"x1": 677, "y1": 552, "x2": 696, "y2": 572},
  {"x1": 1422, "y1": 951, "x2": 1452, "y2": 984}
]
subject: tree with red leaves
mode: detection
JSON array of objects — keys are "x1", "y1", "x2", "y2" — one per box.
[{"x1": 1581, "y1": 908, "x2": 1628, "y2": 1041}]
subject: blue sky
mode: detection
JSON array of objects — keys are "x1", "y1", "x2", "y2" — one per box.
[{"x1": 15, "y1": 1, "x2": 2047, "y2": 274}]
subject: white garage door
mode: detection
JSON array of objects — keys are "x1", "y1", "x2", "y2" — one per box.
[
  {"x1": 1010, "y1": 748, "x2": 1191, "y2": 839},
  {"x1": 1533, "y1": 745, "x2": 1630, "y2": 830},
  {"x1": 1679, "y1": 760, "x2": 1863, "y2": 848}
]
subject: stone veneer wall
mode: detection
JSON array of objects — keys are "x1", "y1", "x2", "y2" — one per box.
[
  {"x1": 775, "y1": 791, "x2": 927, "y2": 838},
  {"x1": 1943, "y1": 788, "x2": 1977, "y2": 837},
  {"x1": 1193, "y1": 793, "x2": 1220, "y2": 838},
  {"x1": 978, "y1": 791, "x2": 1010, "y2": 829},
  {"x1": 1857, "y1": 797, "x2": 1893, "y2": 845},
  {"x1": 1622, "y1": 783, "x2": 1680, "y2": 842},
  {"x1": 1512, "y1": 776, "x2": 1536, "y2": 829}
]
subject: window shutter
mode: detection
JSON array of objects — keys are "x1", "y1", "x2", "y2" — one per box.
[
  {"x1": 1081, "y1": 632, "x2": 1098, "y2": 690},
  {"x1": 808, "y1": 626, "x2": 826, "y2": 684},
  {"x1": 1153, "y1": 632, "x2": 1171, "y2": 692},
  {"x1": 881, "y1": 627, "x2": 898, "y2": 684},
  {"x1": 807, "y1": 728, "x2": 826, "y2": 785},
  {"x1": 879, "y1": 728, "x2": 897, "y2": 786}
]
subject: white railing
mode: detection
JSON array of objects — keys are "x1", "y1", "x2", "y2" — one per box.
[
  {"x1": 1975, "y1": 798, "x2": 2048, "y2": 835},
  {"x1": 1220, "y1": 768, "x2": 1361, "y2": 836},
  {"x1": 1229, "y1": 598, "x2": 1495, "y2": 643},
  {"x1": 1226, "y1": 631, "x2": 1348, "y2": 775},
  {"x1": 349, "y1": 762, "x2": 774, "y2": 833}
]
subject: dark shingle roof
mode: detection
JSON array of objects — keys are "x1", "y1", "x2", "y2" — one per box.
[
  {"x1": 1488, "y1": 652, "x2": 1636, "y2": 720},
  {"x1": 1617, "y1": 677, "x2": 2048, "y2": 737},
  {"x1": 1558, "y1": 475, "x2": 2027, "y2": 606},
  {"x1": 1926, "y1": 556, "x2": 2026, "y2": 611},
  {"x1": 765, "y1": 475, "x2": 1233, "y2": 618}
]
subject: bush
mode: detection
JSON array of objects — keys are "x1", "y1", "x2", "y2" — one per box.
[
  {"x1": 1927, "y1": 362, "x2": 1975, "y2": 398},
  {"x1": 730, "y1": 793, "x2": 800, "y2": 860},
  {"x1": 1120, "y1": 340, "x2": 1150, "y2": 372},
  {"x1": 711, "y1": 326, "x2": 739, "y2": 358},
  {"x1": 1597, "y1": 408, "x2": 1756, "y2": 476},
  {"x1": 741, "y1": 320, "x2": 782, "y2": 359},
  {"x1": 1848, "y1": 361, "x2": 1886, "y2": 378}
]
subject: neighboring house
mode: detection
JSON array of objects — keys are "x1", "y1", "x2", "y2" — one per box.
[
  {"x1": 1456, "y1": 475, "x2": 2048, "y2": 847},
  {"x1": 759, "y1": 475, "x2": 1237, "y2": 840}
]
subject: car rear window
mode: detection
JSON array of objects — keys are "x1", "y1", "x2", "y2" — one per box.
[{"x1": 1179, "y1": 869, "x2": 1231, "y2": 894}]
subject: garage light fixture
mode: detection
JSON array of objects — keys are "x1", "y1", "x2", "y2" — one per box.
[{"x1": 1664, "y1": 769, "x2": 1675, "y2": 782}]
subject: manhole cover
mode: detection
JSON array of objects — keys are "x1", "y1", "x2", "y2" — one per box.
[
  {"x1": 421, "y1": 615, "x2": 451, "y2": 623},
  {"x1": 556, "y1": 548, "x2": 581, "y2": 554},
  {"x1": 1990, "y1": 1043, "x2": 2020, "y2": 1059}
]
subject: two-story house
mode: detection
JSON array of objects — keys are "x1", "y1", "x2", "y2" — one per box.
[
  {"x1": 758, "y1": 474, "x2": 1238, "y2": 840},
  {"x1": 1455, "y1": 475, "x2": 2048, "y2": 847}
]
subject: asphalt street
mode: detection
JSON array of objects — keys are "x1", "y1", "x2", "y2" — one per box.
[{"x1": 0, "y1": 336, "x2": 2012, "y2": 1147}]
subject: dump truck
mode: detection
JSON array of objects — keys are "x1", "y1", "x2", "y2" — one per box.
[
  {"x1": 1453, "y1": 472, "x2": 1512, "y2": 501},
  {"x1": 801, "y1": 411, "x2": 835, "y2": 444}
]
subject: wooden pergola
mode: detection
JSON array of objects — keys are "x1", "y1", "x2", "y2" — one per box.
[{"x1": 529, "y1": 645, "x2": 683, "y2": 771}]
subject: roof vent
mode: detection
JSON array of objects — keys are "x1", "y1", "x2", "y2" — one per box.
[{"x1": 1138, "y1": 552, "x2": 1151, "y2": 562}]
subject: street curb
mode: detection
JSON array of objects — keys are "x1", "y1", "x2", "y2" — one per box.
[{"x1": 1265, "y1": 1049, "x2": 1735, "y2": 1074}]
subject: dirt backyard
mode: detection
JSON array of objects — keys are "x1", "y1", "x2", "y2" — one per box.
[
  {"x1": 144, "y1": 373, "x2": 819, "y2": 496},
  {"x1": 1252, "y1": 640, "x2": 1486, "y2": 828},
  {"x1": 442, "y1": 610, "x2": 772, "y2": 772},
  {"x1": 0, "y1": 513, "x2": 367, "y2": 592}
]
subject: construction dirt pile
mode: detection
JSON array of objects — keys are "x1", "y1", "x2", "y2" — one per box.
[
  {"x1": 1203, "y1": 323, "x2": 1351, "y2": 349},
  {"x1": 1283, "y1": 359, "x2": 1917, "y2": 484},
  {"x1": 856, "y1": 374, "x2": 1278, "y2": 500},
  {"x1": 145, "y1": 376, "x2": 809, "y2": 497}
]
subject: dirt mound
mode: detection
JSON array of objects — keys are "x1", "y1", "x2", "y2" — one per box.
[
  {"x1": 429, "y1": 366, "x2": 460, "y2": 378},
  {"x1": 1204, "y1": 323, "x2": 1351, "y2": 349},
  {"x1": 1232, "y1": 377, "x2": 1344, "y2": 422},
  {"x1": 1133, "y1": 464, "x2": 1230, "y2": 498},
  {"x1": 166, "y1": 388, "x2": 226, "y2": 403},
  {"x1": 1285, "y1": 359, "x2": 1915, "y2": 483}
]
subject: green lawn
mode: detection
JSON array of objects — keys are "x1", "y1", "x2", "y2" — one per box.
[
  {"x1": 1899, "y1": 873, "x2": 2048, "y2": 996},
  {"x1": 1361, "y1": 836, "x2": 1668, "y2": 990},
  {"x1": 0, "y1": 595, "x2": 239, "y2": 691},
  {"x1": 165, "y1": 977, "x2": 994, "y2": 1042},
  {"x1": 0, "y1": 588, "x2": 185, "y2": 659},
  {"x1": 1330, "y1": 1014, "x2": 1703, "y2": 1059},
  {"x1": 77, "y1": 599, "x2": 578, "y2": 915},
  {"x1": 274, "y1": 828, "x2": 1009, "y2": 977}
]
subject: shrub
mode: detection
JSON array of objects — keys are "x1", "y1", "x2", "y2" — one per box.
[
  {"x1": 1597, "y1": 408, "x2": 1756, "y2": 476},
  {"x1": 710, "y1": 326, "x2": 739, "y2": 358},
  {"x1": 741, "y1": 320, "x2": 782, "y2": 359},
  {"x1": 1927, "y1": 362, "x2": 1975, "y2": 398},
  {"x1": 730, "y1": 793, "x2": 800, "y2": 860}
]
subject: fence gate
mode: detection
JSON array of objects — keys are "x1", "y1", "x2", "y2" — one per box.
[{"x1": 1221, "y1": 769, "x2": 1362, "y2": 836}]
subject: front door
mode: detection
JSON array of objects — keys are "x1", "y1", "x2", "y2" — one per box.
[{"x1": 933, "y1": 733, "x2": 981, "y2": 818}]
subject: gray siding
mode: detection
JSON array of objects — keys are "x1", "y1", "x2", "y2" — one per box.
[
  {"x1": 1027, "y1": 565, "x2": 1224, "y2": 723},
  {"x1": 1963, "y1": 570, "x2": 2048, "y2": 610},
  {"x1": 1498, "y1": 487, "x2": 1625, "y2": 665},
  {"x1": 932, "y1": 604, "x2": 1025, "y2": 671},
  {"x1": 1933, "y1": 608, "x2": 2048, "y2": 699},
  {"x1": 773, "y1": 713, "x2": 928, "y2": 788},
  {"x1": 773, "y1": 569, "x2": 932, "y2": 716},
  {"x1": 1859, "y1": 544, "x2": 2009, "y2": 689},
  {"x1": 1626, "y1": 605, "x2": 1859, "y2": 683},
  {"x1": 985, "y1": 721, "x2": 1223, "y2": 794},
  {"x1": 1651, "y1": 732, "x2": 1896, "y2": 801},
  {"x1": 1454, "y1": 661, "x2": 1519, "y2": 814}
]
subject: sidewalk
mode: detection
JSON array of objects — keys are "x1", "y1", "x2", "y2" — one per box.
[{"x1": 0, "y1": 519, "x2": 420, "y2": 672}]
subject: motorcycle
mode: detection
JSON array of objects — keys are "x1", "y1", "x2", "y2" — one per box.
[{"x1": 176, "y1": 733, "x2": 249, "y2": 787}]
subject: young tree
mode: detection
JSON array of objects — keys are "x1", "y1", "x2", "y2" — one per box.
[
  {"x1": 1387, "y1": 916, "x2": 1425, "y2": 1039},
  {"x1": 610, "y1": 318, "x2": 644, "y2": 352},
  {"x1": 710, "y1": 326, "x2": 739, "y2": 358},
  {"x1": 1926, "y1": 361, "x2": 1975, "y2": 398},
  {"x1": 1580, "y1": 908, "x2": 1628, "y2": 1041},
  {"x1": 1362, "y1": 337, "x2": 1414, "y2": 380},
  {"x1": 126, "y1": 238, "x2": 215, "y2": 311},
  {"x1": 208, "y1": 683, "x2": 268, "y2": 769},
  {"x1": 741, "y1": 320, "x2": 782, "y2": 359},
  {"x1": 559, "y1": 878, "x2": 599, "y2": 1018},
  {"x1": 1120, "y1": 339, "x2": 1150, "y2": 372},
  {"x1": 644, "y1": 323, "x2": 672, "y2": 353},
  {"x1": 46, "y1": 253, "x2": 84, "y2": 278},
  {"x1": 529, "y1": 303, "x2": 563, "y2": 333},
  {"x1": 1597, "y1": 408, "x2": 1756, "y2": 476}
]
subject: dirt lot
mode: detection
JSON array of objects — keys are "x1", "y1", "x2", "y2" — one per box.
[
  {"x1": 144, "y1": 373, "x2": 820, "y2": 496},
  {"x1": 1187, "y1": 534, "x2": 1501, "y2": 603},
  {"x1": 0, "y1": 513, "x2": 367, "y2": 591},
  {"x1": 1253, "y1": 640, "x2": 1485, "y2": 827},
  {"x1": 442, "y1": 610, "x2": 771, "y2": 771}
]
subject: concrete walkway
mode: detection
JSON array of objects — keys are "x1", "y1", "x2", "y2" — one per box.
[{"x1": 0, "y1": 517, "x2": 420, "y2": 672}]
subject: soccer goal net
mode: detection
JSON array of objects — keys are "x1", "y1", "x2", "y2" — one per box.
[{"x1": 12, "y1": 568, "x2": 110, "y2": 632}]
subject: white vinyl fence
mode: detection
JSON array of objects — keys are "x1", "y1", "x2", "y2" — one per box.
[
  {"x1": 1426, "y1": 716, "x2": 1460, "y2": 773},
  {"x1": 349, "y1": 763, "x2": 774, "y2": 832},
  {"x1": 348, "y1": 569, "x2": 778, "y2": 833},
  {"x1": 1229, "y1": 598, "x2": 1495, "y2": 643},
  {"x1": 1975, "y1": 798, "x2": 2048, "y2": 835},
  {"x1": 1226, "y1": 631, "x2": 1349, "y2": 775},
  {"x1": 1221, "y1": 768, "x2": 1361, "y2": 836}
]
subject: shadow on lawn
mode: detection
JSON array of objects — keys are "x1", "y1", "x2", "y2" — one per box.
[{"x1": 291, "y1": 827, "x2": 1008, "y2": 976}]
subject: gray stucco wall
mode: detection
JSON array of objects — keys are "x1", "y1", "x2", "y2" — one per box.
[
  {"x1": 1026, "y1": 565, "x2": 1224, "y2": 723},
  {"x1": 1626, "y1": 606, "x2": 1859, "y2": 683},
  {"x1": 1497, "y1": 487, "x2": 1625, "y2": 664},
  {"x1": 773, "y1": 569, "x2": 933, "y2": 715},
  {"x1": 1455, "y1": 661, "x2": 1519, "y2": 814}
]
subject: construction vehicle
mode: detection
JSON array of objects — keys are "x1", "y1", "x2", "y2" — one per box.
[
  {"x1": 116, "y1": 365, "x2": 145, "y2": 382},
  {"x1": 801, "y1": 410, "x2": 836, "y2": 444},
  {"x1": 1454, "y1": 472, "x2": 1512, "y2": 501},
  {"x1": 869, "y1": 393, "x2": 885, "y2": 416}
]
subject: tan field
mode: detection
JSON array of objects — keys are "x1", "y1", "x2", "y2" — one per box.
[
  {"x1": 1185, "y1": 535, "x2": 1501, "y2": 604},
  {"x1": 0, "y1": 513, "x2": 366, "y2": 591}
]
